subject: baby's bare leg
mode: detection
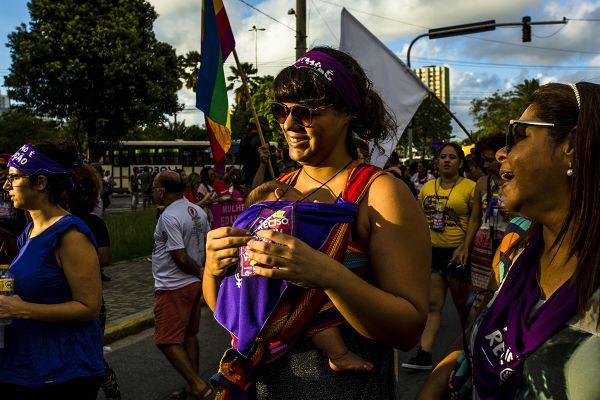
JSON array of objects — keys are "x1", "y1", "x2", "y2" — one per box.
[{"x1": 311, "y1": 328, "x2": 374, "y2": 372}]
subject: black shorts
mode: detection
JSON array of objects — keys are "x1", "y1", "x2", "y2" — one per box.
[{"x1": 431, "y1": 246, "x2": 469, "y2": 279}]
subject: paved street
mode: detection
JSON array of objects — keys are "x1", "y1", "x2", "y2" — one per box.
[
  {"x1": 100, "y1": 194, "x2": 462, "y2": 399},
  {"x1": 99, "y1": 303, "x2": 460, "y2": 400}
]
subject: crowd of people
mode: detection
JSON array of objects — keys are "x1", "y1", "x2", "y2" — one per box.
[{"x1": 0, "y1": 46, "x2": 597, "y2": 400}]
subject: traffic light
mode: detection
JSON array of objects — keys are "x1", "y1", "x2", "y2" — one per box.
[{"x1": 522, "y1": 16, "x2": 531, "y2": 42}]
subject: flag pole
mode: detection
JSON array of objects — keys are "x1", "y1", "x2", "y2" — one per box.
[
  {"x1": 426, "y1": 92, "x2": 475, "y2": 144},
  {"x1": 231, "y1": 49, "x2": 276, "y2": 180}
]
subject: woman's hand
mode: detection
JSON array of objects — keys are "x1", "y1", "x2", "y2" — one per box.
[
  {"x1": 203, "y1": 227, "x2": 252, "y2": 311},
  {"x1": 202, "y1": 191, "x2": 217, "y2": 203},
  {"x1": 451, "y1": 244, "x2": 469, "y2": 268},
  {"x1": 247, "y1": 229, "x2": 341, "y2": 288},
  {"x1": 257, "y1": 143, "x2": 270, "y2": 163},
  {"x1": 204, "y1": 227, "x2": 252, "y2": 278},
  {"x1": 0, "y1": 294, "x2": 27, "y2": 319}
]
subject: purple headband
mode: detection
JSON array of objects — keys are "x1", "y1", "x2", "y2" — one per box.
[
  {"x1": 293, "y1": 50, "x2": 362, "y2": 116},
  {"x1": 8, "y1": 144, "x2": 71, "y2": 175}
]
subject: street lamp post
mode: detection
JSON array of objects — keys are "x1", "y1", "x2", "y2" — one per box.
[
  {"x1": 405, "y1": 21, "x2": 496, "y2": 159},
  {"x1": 404, "y1": 17, "x2": 566, "y2": 160},
  {"x1": 249, "y1": 25, "x2": 266, "y2": 74}
]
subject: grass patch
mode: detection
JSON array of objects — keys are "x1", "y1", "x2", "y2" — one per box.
[{"x1": 105, "y1": 209, "x2": 156, "y2": 262}]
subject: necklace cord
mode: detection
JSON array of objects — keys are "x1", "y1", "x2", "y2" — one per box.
[{"x1": 297, "y1": 159, "x2": 354, "y2": 202}]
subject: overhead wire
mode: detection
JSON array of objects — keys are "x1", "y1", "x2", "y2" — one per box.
[
  {"x1": 313, "y1": 1, "x2": 598, "y2": 56},
  {"x1": 462, "y1": 35, "x2": 600, "y2": 55},
  {"x1": 532, "y1": 23, "x2": 568, "y2": 39},
  {"x1": 316, "y1": 0, "x2": 428, "y2": 29},
  {"x1": 235, "y1": 0, "x2": 295, "y2": 32},
  {"x1": 410, "y1": 56, "x2": 600, "y2": 70},
  {"x1": 310, "y1": 0, "x2": 338, "y2": 42}
]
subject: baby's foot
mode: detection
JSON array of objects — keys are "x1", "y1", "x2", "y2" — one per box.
[{"x1": 328, "y1": 350, "x2": 374, "y2": 372}]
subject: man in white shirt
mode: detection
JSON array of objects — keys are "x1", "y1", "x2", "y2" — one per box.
[{"x1": 151, "y1": 170, "x2": 212, "y2": 399}]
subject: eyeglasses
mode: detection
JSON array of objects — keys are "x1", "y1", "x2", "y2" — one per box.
[
  {"x1": 152, "y1": 186, "x2": 164, "y2": 191},
  {"x1": 4, "y1": 173, "x2": 29, "y2": 186},
  {"x1": 506, "y1": 119, "x2": 555, "y2": 152},
  {"x1": 270, "y1": 102, "x2": 332, "y2": 127}
]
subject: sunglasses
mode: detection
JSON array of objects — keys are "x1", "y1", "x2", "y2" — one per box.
[
  {"x1": 270, "y1": 102, "x2": 332, "y2": 127},
  {"x1": 506, "y1": 119, "x2": 555, "y2": 152}
]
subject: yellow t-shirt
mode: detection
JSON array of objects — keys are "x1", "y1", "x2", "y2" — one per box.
[{"x1": 419, "y1": 178, "x2": 476, "y2": 248}]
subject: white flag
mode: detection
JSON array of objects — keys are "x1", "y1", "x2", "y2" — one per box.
[{"x1": 340, "y1": 8, "x2": 428, "y2": 168}]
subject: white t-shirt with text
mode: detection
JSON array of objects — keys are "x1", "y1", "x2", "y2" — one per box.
[{"x1": 152, "y1": 198, "x2": 209, "y2": 290}]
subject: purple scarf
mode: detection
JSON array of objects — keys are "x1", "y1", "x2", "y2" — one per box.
[
  {"x1": 472, "y1": 229, "x2": 580, "y2": 399},
  {"x1": 214, "y1": 199, "x2": 357, "y2": 356}
]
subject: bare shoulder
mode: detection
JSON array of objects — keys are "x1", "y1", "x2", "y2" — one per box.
[
  {"x1": 366, "y1": 173, "x2": 418, "y2": 212},
  {"x1": 354, "y1": 173, "x2": 423, "y2": 233}
]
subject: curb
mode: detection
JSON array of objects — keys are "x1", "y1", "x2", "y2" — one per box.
[
  {"x1": 104, "y1": 308, "x2": 154, "y2": 345},
  {"x1": 103, "y1": 297, "x2": 206, "y2": 344}
]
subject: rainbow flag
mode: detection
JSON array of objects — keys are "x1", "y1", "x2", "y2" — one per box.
[
  {"x1": 205, "y1": 114, "x2": 231, "y2": 174},
  {"x1": 196, "y1": 0, "x2": 235, "y2": 169}
]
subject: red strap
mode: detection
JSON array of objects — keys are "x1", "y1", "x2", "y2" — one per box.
[
  {"x1": 341, "y1": 164, "x2": 384, "y2": 204},
  {"x1": 277, "y1": 164, "x2": 383, "y2": 205},
  {"x1": 276, "y1": 169, "x2": 300, "y2": 184}
]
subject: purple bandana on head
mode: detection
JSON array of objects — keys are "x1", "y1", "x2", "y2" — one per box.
[
  {"x1": 8, "y1": 144, "x2": 71, "y2": 175},
  {"x1": 293, "y1": 50, "x2": 362, "y2": 116}
]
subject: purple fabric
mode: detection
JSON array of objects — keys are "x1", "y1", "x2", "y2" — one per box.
[
  {"x1": 213, "y1": 199, "x2": 357, "y2": 357},
  {"x1": 293, "y1": 50, "x2": 362, "y2": 116},
  {"x1": 8, "y1": 144, "x2": 70, "y2": 175},
  {"x1": 472, "y1": 229, "x2": 580, "y2": 399}
]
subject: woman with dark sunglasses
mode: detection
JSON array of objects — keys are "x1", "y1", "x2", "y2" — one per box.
[
  {"x1": 418, "y1": 82, "x2": 600, "y2": 399},
  {"x1": 0, "y1": 140, "x2": 104, "y2": 398},
  {"x1": 203, "y1": 47, "x2": 431, "y2": 399}
]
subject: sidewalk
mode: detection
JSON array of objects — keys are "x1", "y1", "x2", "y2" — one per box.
[{"x1": 102, "y1": 257, "x2": 156, "y2": 344}]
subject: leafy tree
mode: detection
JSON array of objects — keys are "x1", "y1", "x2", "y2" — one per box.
[
  {"x1": 398, "y1": 94, "x2": 453, "y2": 159},
  {"x1": 0, "y1": 110, "x2": 60, "y2": 153},
  {"x1": 470, "y1": 78, "x2": 540, "y2": 139},
  {"x1": 469, "y1": 91, "x2": 512, "y2": 139},
  {"x1": 4, "y1": 0, "x2": 182, "y2": 160},
  {"x1": 250, "y1": 76, "x2": 285, "y2": 145}
]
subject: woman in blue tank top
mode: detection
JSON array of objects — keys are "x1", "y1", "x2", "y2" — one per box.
[{"x1": 0, "y1": 140, "x2": 104, "y2": 399}]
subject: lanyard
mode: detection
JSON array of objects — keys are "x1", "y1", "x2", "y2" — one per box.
[{"x1": 434, "y1": 177, "x2": 459, "y2": 210}]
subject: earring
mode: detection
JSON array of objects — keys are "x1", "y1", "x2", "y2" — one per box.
[{"x1": 567, "y1": 161, "x2": 574, "y2": 177}]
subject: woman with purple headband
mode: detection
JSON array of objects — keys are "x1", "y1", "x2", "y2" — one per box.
[
  {"x1": 419, "y1": 83, "x2": 600, "y2": 399},
  {"x1": 0, "y1": 140, "x2": 104, "y2": 399},
  {"x1": 204, "y1": 47, "x2": 430, "y2": 399}
]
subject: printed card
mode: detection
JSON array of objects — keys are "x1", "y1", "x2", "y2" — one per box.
[{"x1": 238, "y1": 204, "x2": 296, "y2": 278}]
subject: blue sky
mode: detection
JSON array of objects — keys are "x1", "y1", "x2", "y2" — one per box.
[{"x1": 2, "y1": 0, "x2": 599, "y2": 140}]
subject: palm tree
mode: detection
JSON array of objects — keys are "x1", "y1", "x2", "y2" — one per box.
[
  {"x1": 227, "y1": 62, "x2": 259, "y2": 110},
  {"x1": 514, "y1": 79, "x2": 540, "y2": 102},
  {"x1": 178, "y1": 51, "x2": 201, "y2": 92},
  {"x1": 511, "y1": 78, "x2": 540, "y2": 117}
]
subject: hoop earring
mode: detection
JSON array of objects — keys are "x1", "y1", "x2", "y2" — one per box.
[{"x1": 567, "y1": 161, "x2": 574, "y2": 177}]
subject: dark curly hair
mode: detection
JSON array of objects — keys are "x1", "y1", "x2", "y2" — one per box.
[
  {"x1": 273, "y1": 46, "x2": 397, "y2": 158},
  {"x1": 69, "y1": 164, "x2": 102, "y2": 215}
]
